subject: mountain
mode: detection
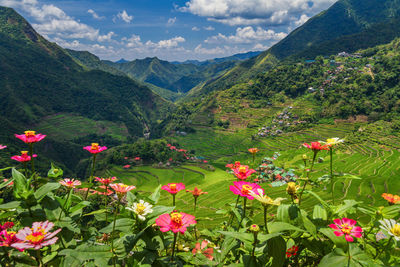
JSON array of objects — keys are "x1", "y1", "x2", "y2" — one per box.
[
  {"x1": 173, "y1": 51, "x2": 262, "y2": 66},
  {"x1": 115, "y1": 58, "x2": 129, "y2": 63},
  {"x1": 0, "y1": 6, "x2": 172, "y2": 173},
  {"x1": 192, "y1": 0, "x2": 400, "y2": 98},
  {"x1": 104, "y1": 57, "x2": 236, "y2": 93}
]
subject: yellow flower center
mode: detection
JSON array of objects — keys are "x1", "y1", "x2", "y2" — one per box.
[
  {"x1": 26, "y1": 228, "x2": 46, "y2": 244},
  {"x1": 136, "y1": 203, "x2": 146, "y2": 214},
  {"x1": 171, "y1": 212, "x2": 182, "y2": 224},
  {"x1": 91, "y1": 143, "x2": 99, "y2": 150},
  {"x1": 170, "y1": 183, "x2": 177, "y2": 190},
  {"x1": 390, "y1": 224, "x2": 400, "y2": 237},
  {"x1": 21, "y1": 151, "x2": 28, "y2": 155},
  {"x1": 340, "y1": 224, "x2": 352, "y2": 235},
  {"x1": 24, "y1": 131, "x2": 36, "y2": 137},
  {"x1": 241, "y1": 184, "x2": 252, "y2": 195},
  {"x1": 239, "y1": 166, "x2": 247, "y2": 173}
]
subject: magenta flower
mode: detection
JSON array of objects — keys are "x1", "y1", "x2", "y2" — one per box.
[
  {"x1": 0, "y1": 222, "x2": 14, "y2": 231},
  {"x1": 233, "y1": 165, "x2": 256, "y2": 180},
  {"x1": 0, "y1": 230, "x2": 23, "y2": 251},
  {"x1": 229, "y1": 181, "x2": 263, "y2": 200},
  {"x1": 12, "y1": 221, "x2": 61, "y2": 250},
  {"x1": 11, "y1": 151, "x2": 37, "y2": 162},
  {"x1": 156, "y1": 212, "x2": 196, "y2": 234},
  {"x1": 95, "y1": 177, "x2": 117, "y2": 186},
  {"x1": 15, "y1": 131, "x2": 46, "y2": 144},
  {"x1": 59, "y1": 178, "x2": 81, "y2": 188},
  {"x1": 161, "y1": 183, "x2": 185, "y2": 195},
  {"x1": 329, "y1": 218, "x2": 363, "y2": 242},
  {"x1": 83, "y1": 143, "x2": 107, "y2": 154},
  {"x1": 0, "y1": 145, "x2": 6, "y2": 150}
]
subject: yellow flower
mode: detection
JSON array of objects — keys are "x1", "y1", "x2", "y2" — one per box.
[
  {"x1": 322, "y1": 137, "x2": 344, "y2": 147},
  {"x1": 286, "y1": 182, "x2": 300, "y2": 196},
  {"x1": 249, "y1": 188, "x2": 285, "y2": 207}
]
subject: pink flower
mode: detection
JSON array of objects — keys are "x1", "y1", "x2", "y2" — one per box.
[
  {"x1": 203, "y1": 160, "x2": 208, "y2": 163},
  {"x1": 169, "y1": 146, "x2": 177, "y2": 150},
  {"x1": 95, "y1": 177, "x2": 117, "y2": 186},
  {"x1": 15, "y1": 131, "x2": 46, "y2": 144},
  {"x1": 11, "y1": 151, "x2": 37, "y2": 162},
  {"x1": 192, "y1": 240, "x2": 214, "y2": 260},
  {"x1": 233, "y1": 165, "x2": 256, "y2": 180},
  {"x1": 0, "y1": 230, "x2": 23, "y2": 251},
  {"x1": 303, "y1": 142, "x2": 329, "y2": 152},
  {"x1": 59, "y1": 178, "x2": 81, "y2": 188},
  {"x1": 124, "y1": 157, "x2": 128, "y2": 160},
  {"x1": 161, "y1": 183, "x2": 185, "y2": 195},
  {"x1": 329, "y1": 218, "x2": 363, "y2": 242},
  {"x1": 134, "y1": 157, "x2": 141, "y2": 161},
  {"x1": 92, "y1": 185, "x2": 113, "y2": 196},
  {"x1": 155, "y1": 212, "x2": 196, "y2": 234},
  {"x1": 0, "y1": 222, "x2": 14, "y2": 231},
  {"x1": 0, "y1": 145, "x2": 6, "y2": 150},
  {"x1": 83, "y1": 143, "x2": 107, "y2": 154},
  {"x1": 229, "y1": 181, "x2": 263, "y2": 200},
  {"x1": 12, "y1": 221, "x2": 61, "y2": 250},
  {"x1": 2, "y1": 179, "x2": 13, "y2": 187},
  {"x1": 110, "y1": 183, "x2": 136, "y2": 197},
  {"x1": 123, "y1": 164, "x2": 131, "y2": 169}
]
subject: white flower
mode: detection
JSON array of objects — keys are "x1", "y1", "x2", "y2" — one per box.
[
  {"x1": 249, "y1": 188, "x2": 285, "y2": 206},
  {"x1": 321, "y1": 138, "x2": 344, "y2": 146},
  {"x1": 379, "y1": 219, "x2": 400, "y2": 241},
  {"x1": 127, "y1": 200, "x2": 153, "y2": 221}
]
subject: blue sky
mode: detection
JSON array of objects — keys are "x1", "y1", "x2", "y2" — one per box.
[{"x1": 1, "y1": 0, "x2": 337, "y2": 61}]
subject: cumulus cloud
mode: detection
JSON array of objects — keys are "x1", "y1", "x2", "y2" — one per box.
[
  {"x1": 205, "y1": 26, "x2": 287, "y2": 44},
  {"x1": 204, "y1": 26, "x2": 215, "y2": 31},
  {"x1": 192, "y1": 26, "x2": 200, "y2": 31},
  {"x1": 116, "y1": 10, "x2": 133, "y2": 23},
  {"x1": 167, "y1": 17, "x2": 177, "y2": 26},
  {"x1": 180, "y1": 0, "x2": 336, "y2": 26},
  {"x1": 88, "y1": 9, "x2": 104, "y2": 20},
  {"x1": 146, "y1": 36, "x2": 186, "y2": 49}
]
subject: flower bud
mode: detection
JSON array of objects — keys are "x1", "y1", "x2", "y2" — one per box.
[{"x1": 249, "y1": 224, "x2": 260, "y2": 233}]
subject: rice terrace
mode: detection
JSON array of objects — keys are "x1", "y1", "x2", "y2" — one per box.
[{"x1": 1, "y1": 0, "x2": 400, "y2": 266}]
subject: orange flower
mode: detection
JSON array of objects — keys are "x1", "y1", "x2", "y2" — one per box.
[
  {"x1": 110, "y1": 183, "x2": 136, "y2": 197},
  {"x1": 303, "y1": 142, "x2": 329, "y2": 152},
  {"x1": 248, "y1": 148, "x2": 259, "y2": 154},
  {"x1": 382, "y1": 193, "x2": 400, "y2": 205},
  {"x1": 186, "y1": 187, "x2": 208, "y2": 198}
]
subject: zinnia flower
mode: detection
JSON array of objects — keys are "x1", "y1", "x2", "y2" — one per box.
[
  {"x1": 329, "y1": 218, "x2": 363, "y2": 242},
  {"x1": 0, "y1": 230, "x2": 23, "y2": 251},
  {"x1": 134, "y1": 157, "x2": 141, "y2": 161},
  {"x1": 233, "y1": 165, "x2": 256, "y2": 180},
  {"x1": 161, "y1": 183, "x2": 185, "y2": 195},
  {"x1": 123, "y1": 164, "x2": 131, "y2": 168},
  {"x1": 286, "y1": 245, "x2": 299, "y2": 258},
  {"x1": 192, "y1": 240, "x2": 214, "y2": 260},
  {"x1": 249, "y1": 188, "x2": 285, "y2": 207},
  {"x1": 83, "y1": 143, "x2": 107, "y2": 154},
  {"x1": 0, "y1": 145, "x2": 6, "y2": 149},
  {"x1": 322, "y1": 138, "x2": 344, "y2": 147},
  {"x1": 0, "y1": 222, "x2": 14, "y2": 231},
  {"x1": 11, "y1": 151, "x2": 37, "y2": 162},
  {"x1": 382, "y1": 193, "x2": 400, "y2": 205},
  {"x1": 15, "y1": 131, "x2": 46, "y2": 144},
  {"x1": 110, "y1": 183, "x2": 136, "y2": 197},
  {"x1": 12, "y1": 221, "x2": 61, "y2": 250},
  {"x1": 59, "y1": 178, "x2": 81, "y2": 188},
  {"x1": 2, "y1": 179, "x2": 13, "y2": 187},
  {"x1": 155, "y1": 212, "x2": 196, "y2": 234},
  {"x1": 127, "y1": 200, "x2": 153, "y2": 221},
  {"x1": 248, "y1": 148, "x2": 259, "y2": 154},
  {"x1": 229, "y1": 181, "x2": 263, "y2": 200},
  {"x1": 186, "y1": 187, "x2": 208, "y2": 198},
  {"x1": 286, "y1": 182, "x2": 300, "y2": 197},
  {"x1": 95, "y1": 177, "x2": 117, "y2": 186},
  {"x1": 379, "y1": 219, "x2": 400, "y2": 241},
  {"x1": 303, "y1": 142, "x2": 329, "y2": 152},
  {"x1": 92, "y1": 185, "x2": 113, "y2": 196}
]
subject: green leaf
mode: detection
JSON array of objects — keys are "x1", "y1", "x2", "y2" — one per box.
[
  {"x1": 382, "y1": 205, "x2": 400, "y2": 219},
  {"x1": 334, "y1": 199, "x2": 361, "y2": 217},
  {"x1": 266, "y1": 236, "x2": 286, "y2": 267},
  {"x1": 0, "y1": 177, "x2": 13, "y2": 190},
  {"x1": 147, "y1": 205, "x2": 175, "y2": 225},
  {"x1": 12, "y1": 168, "x2": 28, "y2": 197},
  {"x1": 300, "y1": 210, "x2": 317, "y2": 237},
  {"x1": 268, "y1": 222, "x2": 305, "y2": 233},
  {"x1": 0, "y1": 201, "x2": 21, "y2": 210},
  {"x1": 313, "y1": 205, "x2": 327, "y2": 220},
  {"x1": 218, "y1": 231, "x2": 253, "y2": 244},
  {"x1": 69, "y1": 201, "x2": 91, "y2": 217},
  {"x1": 319, "y1": 244, "x2": 374, "y2": 267},
  {"x1": 84, "y1": 209, "x2": 107, "y2": 217},
  {"x1": 305, "y1": 190, "x2": 332, "y2": 213},
  {"x1": 217, "y1": 236, "x2": 239, "y2": 263},
  {"x1": 59, "y1": 244, "x2": 113, "y2": 266},
  {"x1": 126, "y1": 191, "x2": 136, "y2": 205},
  {"x1": 149, "y1": 184, "x2": 162, "y2": 203},
  {"x1": 47, "y1": 163, "x2": 63, "y2": 178},
  {"x1": 34, "y1": 183, "x2": 60, "y2": 201},
  {"x1": 100, "y1": 218, "x2": 134, "y2": 233},
  {"x1": 319, "y1": 227, "x2": 346, "y2": 248}
]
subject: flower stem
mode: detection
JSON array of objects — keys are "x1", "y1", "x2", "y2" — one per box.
[
  {"x1": 23, "y1": 162, "x2": 28, "y2": 179},
  {"x1": 84, "y1": 154, "x2": 97, "y2": 200},
  {"x1": 194, "y1": 196, "x2": 197, "y2": 213},
  {"x1": 172, "y1": 194, "x2": 176, "y2": 207},
  {"x1": 347, "y1": 241, "x2": 350, "y2": 267},
  {"x1": 29, "y1": 143, "x2": 36, "y2": 189},
  {"x1": 105, "y1": 185, "x2": 109, "y2": 223},
  {"x1": 36, "y1": 249, "x2": 42, "y2": 267},
  {"x1": 298, "y1": 151, "x2": 317, "y2": 206},
  {"x1": 375, "y1": 236, "x2": 393, "y2": 259},
  {"x1": 330, "y1": 148, "x2": 334, "y2": 204},
  {"x1": 171, "y1": 232, "x2": 178, "y2": 261},
  {"x1": 252, "y1": 232, "x2": 258, "y2": 257},
  {"x1": 263, "y1": 205, "x2": 268, "y2": 233},
  {"x1": 58, "y1": 188, "x2": 72, "y2": 221},
  {"x1": 111, "y1": 197, "x2": 121, "y2": 267},
  {"x1": 243, "y1": 197, "x2": 247, "y2": 219}
]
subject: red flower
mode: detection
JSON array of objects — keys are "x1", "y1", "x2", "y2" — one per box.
[
  {"x1": 15, "y1": 131, "x2": 46, "y2": 144},
  {"x1": 233, "y1": 165, "x2": 256, "y2": 180},
  {"x1": 0, "y1": 230, "x2": 23, "y2": 251},
  {"x1": 162, "y1": 183, "x2": 185, "y2": 195},
  {"x1": 11, "y1": 151, "x2": 37, "y2": 162},
  {"x1": 186, "y1": 187, "x2": 208, "y2": 198},
  {"x1": 229, "y1": 181, "x2": 263, "y2": 200},
  {"x1": 95, "y1": 177, "x2": 117, "y2": 186},
  {"x1": 286, "y1": 245, "x2": 299, "y2": 258},
  {"x1": 155, "y1": 212, "x2": 196, "y2": 234},
  {"x1": 0, "y1": 222, "x2": 14, "y2": 231},
  {"x1": 203, "y1": 160, "x2": 208, "y2": 163},
  {"x1": 382, "y1": 193, "x2": 400, "y2": 204},
  {"x1": 92, "y1": 185, "x2": 113, "y2": 196},
  {"x1": 329, "y1": 218, "x2": 363, "y2": 242},
  {"x1": 123, "y1": 164, "x2": 131, "y2": 169},
  {"x1": 303, "y1": 142, "x2": 329, "y2": 152},
  {"x1": 2, "y1": 179, "x2": 13, "y2": 187},
  {"x1": 169, "y1": 146, "x2": 177, "y2": 150},
  {"x1": 134, "y1": 157, "x2": 141, "y2": 161},
  {"x1": 83, "y1": 143, "x2": 107, "y2": 154},
  {"x1": 192, "y1": 240, "x2": 214, "y2": 260}
]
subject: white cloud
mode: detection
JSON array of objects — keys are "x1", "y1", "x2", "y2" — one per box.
[
  {"x1": 204, "y1": 26, "x2": 215, "y2": 31},
  {"x1": 192, "y1": 26, "x2": 200, "y2": 31},
  {"x1": 88, "y1": 9, "x2": 104, "y2": 20},
  {"x1": 146, "y1": 36, "x2": 186, "y2": 49},
  {"x1": 180, "y1": 0, "x2": 336, "y2": 25},
  {"x1": 253, "y1": 43, "x2": 269, "y2": 50},
  {"x1": 205, "y1": 26, "x2": 287, "y2": 44},
  {"x1": 116, "y1": 10, "x2": 133, "y2": 23},
  {"x1": 167, "y1": 17, "x2": 177, "y2": 26},
  {"x1": 294, "y1": 14, "x2": 310, "y2": 26}
]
